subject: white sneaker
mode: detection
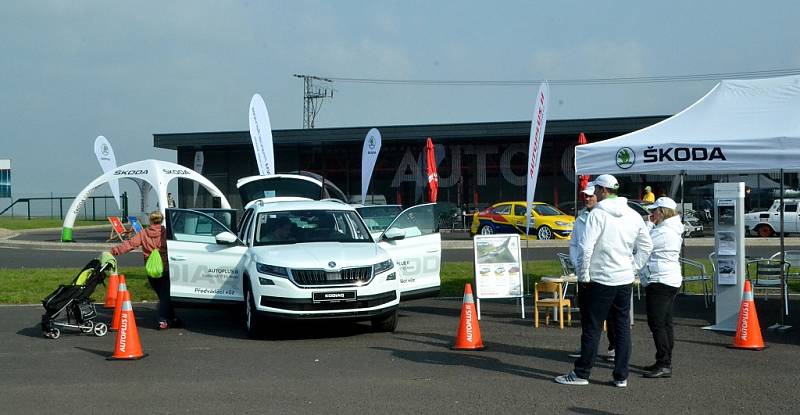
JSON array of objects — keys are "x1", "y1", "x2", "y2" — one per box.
[
  {"x1": 606, "y1": 349, "x2": 615, "y2": 362},
  {"x1": 613, "y1": 379, "x2": 627, "y2": 388},
  {"x1": 568, "y1": 347, "x2": 581, "y2": 358},
  {"x1": 554, "y1": 371, "x2": 589, "y2": 386}
]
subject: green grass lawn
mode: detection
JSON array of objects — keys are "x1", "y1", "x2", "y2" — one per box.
[
  {"x1": 0, "y1": 261, "x2": 727, "y2": 304},
  {"x1": 0, "y1": 218, "x2": 107, "y2": 230}
]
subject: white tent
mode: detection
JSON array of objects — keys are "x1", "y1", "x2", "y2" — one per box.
[
  {"x1": 61, "y1": 159, "x2": 230, "y2": 241},
  {"x1": 575, "y1": 74, "x2": 800, "y2": 330},
  {"x1": 576, "y1": 74, "x2": 800, "y2": 175}
]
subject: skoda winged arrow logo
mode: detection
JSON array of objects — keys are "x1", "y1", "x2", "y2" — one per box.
[
  {"x1": 328, "y1": 261, "x2": 337, "y2": 268},
  {"x1": 616, "y1": 147, "x2": 635, "y2": 169},
  {"x1": 368, "y1": 136, "x2": 376, "y2": 150}
]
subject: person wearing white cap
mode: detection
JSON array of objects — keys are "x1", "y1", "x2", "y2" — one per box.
[
  {"x1": 567, "y1": 185, "x2": 616, "y2": 361},
  {"x1": 640, "y1": 197, "x2": 683, "y2": 379},
  {"x1": 555, "y1": 174, "x2": 652, "y2": 388}
]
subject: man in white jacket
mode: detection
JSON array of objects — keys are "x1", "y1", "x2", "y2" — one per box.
[
  {"x1": 568, "y1": 185, "x2": 615, "y2": 361},
  {"x1": 555, "y1": 174, "x2": 653, "y2": 388}
]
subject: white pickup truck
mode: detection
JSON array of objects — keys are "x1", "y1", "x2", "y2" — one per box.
[{"x1": 744, "y1": 198, "x2": 800, "y2": 237}]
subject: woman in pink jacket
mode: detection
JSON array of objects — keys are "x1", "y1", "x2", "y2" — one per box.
[{"x1": 111, "y1": 211, "x2": 181, "y2": 330}]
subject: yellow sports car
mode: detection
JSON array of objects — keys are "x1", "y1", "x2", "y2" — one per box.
[{"x1": 470, "y1": 201, "x2": 574, "y2": 240}]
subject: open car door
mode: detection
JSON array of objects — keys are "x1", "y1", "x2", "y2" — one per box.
[
  {"x1": 377, "y1": 203, "x2": 441, "y2": 299},
  {"x1": 165, "y1": 208, "x2": 247, "y2": 304}
]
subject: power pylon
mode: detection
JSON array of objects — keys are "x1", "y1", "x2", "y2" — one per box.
[{"x1": 293, "y1": 74, "x2": 334, "y2": 129}]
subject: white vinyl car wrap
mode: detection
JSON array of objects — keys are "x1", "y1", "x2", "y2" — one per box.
[{"x1": 165, "y1": 195, "x2": 440, "y2": 337}]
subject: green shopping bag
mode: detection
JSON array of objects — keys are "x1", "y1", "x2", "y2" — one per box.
[{"x1": 145, "y1": 251, "x2": 164, "y2": 278}]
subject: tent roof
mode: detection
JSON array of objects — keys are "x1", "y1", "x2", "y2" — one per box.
[{"x1": 576, "y1": 75, "x2": 800, "y2": 175}]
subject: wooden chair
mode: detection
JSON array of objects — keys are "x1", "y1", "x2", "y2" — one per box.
[{"x1": 534, "y1": 281, "x2": 572, "y2": 329}]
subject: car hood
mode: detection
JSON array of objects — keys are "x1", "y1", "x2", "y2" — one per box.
[
  {"x1": 539, "y1": 215, "x2": 574, "y2": 226},
  {"x1": 252, "y1": 242, "x2": 386, "y2": 269}
]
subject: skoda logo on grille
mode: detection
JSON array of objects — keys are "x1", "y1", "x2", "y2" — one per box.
[{"x1": 328, "y1": 261, "x2": 336, "y2": 268}]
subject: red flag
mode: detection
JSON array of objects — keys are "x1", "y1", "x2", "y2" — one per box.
[
  {"x1": 577, "y1": 133, "x2": 589, "y2": 197},
  {"x1": 426, "y1": 137, "x2": 439, "y2": 202}
]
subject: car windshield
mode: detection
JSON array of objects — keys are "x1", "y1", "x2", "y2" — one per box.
[
  {"x1": 254, "y1": 210, "x2": 372, "y2": 245},
  {"x1": 533, "y1": 204, "x2": 564, "y2": 216},
  {"x1": 356, "y1": 205, "x2": 402, "y2": 232}
]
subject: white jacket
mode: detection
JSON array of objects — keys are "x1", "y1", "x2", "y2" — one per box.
[
  {"x1": 569, "y1": 208, "x2": 589, "y2": 271},
  {"x1": 577, "y1": 196, "x2": 653, "y2": 285},
  {"x1": 642, "y1": 215, "x2": 684, "y2": 288}
]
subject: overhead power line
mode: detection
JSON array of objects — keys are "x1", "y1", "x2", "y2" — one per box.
[{"x1": 321, "y1": 68, "x2": 800, "y2": 87}]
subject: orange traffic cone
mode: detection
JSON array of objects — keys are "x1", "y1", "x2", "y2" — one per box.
[
  {"x1": 108, "y1": 289, "x2": 147, "y2": 360},
  {"x1": 730, "y1": 280, "x2": 766, "y2": 350},
  {"x1": 452, "y1": 283, "x2": 485, "y2": 350},
  {"x1": 111, "y1": 276, "x2": 127, "y2": 331},
  {"x1": 103, "y1": 273, "x2": 120, "y2": 308}
]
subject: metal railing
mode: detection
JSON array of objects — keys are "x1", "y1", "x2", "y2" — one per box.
[{"x1": 0, "y1": 194, "x2": 128, "y2": 221}]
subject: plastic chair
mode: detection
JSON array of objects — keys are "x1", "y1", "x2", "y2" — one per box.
[
  {"x1": 678, "y1": 257, "x2": 711, "y2": 308},
  {"x1": 534, "y1": 281, "x2": 572, "y2": 329}
]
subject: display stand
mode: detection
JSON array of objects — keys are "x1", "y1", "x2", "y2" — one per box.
[
  {"x1": 704, "y1": 182, "x2": 745, "y2": 332},
  {"x1": 473, "y1": 234, "x2": 525, "y2": 320}
]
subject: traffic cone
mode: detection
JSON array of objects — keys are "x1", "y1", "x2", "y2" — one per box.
[
  {"x1": 111, "y1": 276, "x2": 127, "y2": 331},
  {"x1": 108, "y1": 289, "x2": 147, "y2": 360},
  {"x1": 729, "y1": 280, "x2": 766, "y2": 350},
  {"x1": 452, "y1": 283, "x2": 485, "y2": 350},
  {"x1": 103, "y1": 273, "x2": 120, "y2": 308}
]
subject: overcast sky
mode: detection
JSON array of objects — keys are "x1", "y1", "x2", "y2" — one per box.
[{"x1": 2, "y1": 1, "x2": 799, "y2": 198}]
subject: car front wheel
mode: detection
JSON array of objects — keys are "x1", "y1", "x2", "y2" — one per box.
[
  {"x1": 371, "y1": 309, "x2": 398, "y2": 332},
  {"x1": 537, "y1": 225, "x2": 553, "y2": 240},
  {"x1": 244, "y1": 282, "x2": 264, "y2": 338}
]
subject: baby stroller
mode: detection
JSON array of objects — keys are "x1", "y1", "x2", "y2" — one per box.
[{"x1": 41, "y1": 258, "x2": 111, "y2": 339}]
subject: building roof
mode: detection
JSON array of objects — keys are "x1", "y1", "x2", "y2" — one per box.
[{"x1": 153, "y1": 116, "x2": 669, "y2": 150}]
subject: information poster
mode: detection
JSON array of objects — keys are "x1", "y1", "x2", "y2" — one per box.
[
  {"x1": 717, "y1": 199, "x2": 736, "y2": 226},
  {"x1": 473, "y1": 234, "x2": 523, "y2": 299},
  {"x1": 718, "y1": 231, "x2": 737, "y2": 256},
  {"x1": 717, "y1": 256, "x2": 737, "y2": 285}
]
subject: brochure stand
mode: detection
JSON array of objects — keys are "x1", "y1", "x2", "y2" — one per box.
[{"x1": 704, "y1": 182, "x2": 745, "y2": 332}]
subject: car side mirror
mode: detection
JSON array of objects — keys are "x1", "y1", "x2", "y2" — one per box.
[
  {"x1": 383, "y1": 227, "x2": 405, "y2": 241},
  {"x1": 215, "y1": 231, "x2": 238, "y2": 245}
]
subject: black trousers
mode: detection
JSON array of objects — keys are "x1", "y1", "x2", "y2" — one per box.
[
  {"x1": 645, "y1": 283, "x2": 679, "y2": 369},
  {"x1": 578, "y1": 285, "x2": 616, "y2": 351},
  {"x1": 148, "y1": 274, "x2": 175, "y2": 323},
  {"x1": 575, "y1": 282, "x2": 632, "y2": 382}
]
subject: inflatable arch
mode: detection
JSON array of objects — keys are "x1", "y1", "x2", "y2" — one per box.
[{"x1": 61, "y1": 159, "x2": 230, "y2": 242}]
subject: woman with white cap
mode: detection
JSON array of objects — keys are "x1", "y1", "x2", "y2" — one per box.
[{"x1": 641, "y1": 196, "x2": 683, "y2": 379}]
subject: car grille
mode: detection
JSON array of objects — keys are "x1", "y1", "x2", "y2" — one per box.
[{"x1": 291, "y1": 267, "x2": 373, "y2": 286}]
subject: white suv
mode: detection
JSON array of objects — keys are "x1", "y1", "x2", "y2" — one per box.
[{"x1": 166, "y1": 198, "x2": 402, "y2": 336}]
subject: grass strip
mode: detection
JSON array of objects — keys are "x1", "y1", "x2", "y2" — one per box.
[
  {"x1": 0, "y1": 261, "x2": 725, "y2": 304},
  {"x1": 0, "y1": 218, "x2": 107, "y2": 230}
]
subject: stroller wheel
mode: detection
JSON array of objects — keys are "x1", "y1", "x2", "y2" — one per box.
[
  {"x1": 46, "y1": 328, "x2": 61, "y2": 339},
  {"x1": 93, "y1": 322, "x2": 108, "y2": 337},
  {"x1": 80, "y1": 321, "x2": 94, "y2": 333}
]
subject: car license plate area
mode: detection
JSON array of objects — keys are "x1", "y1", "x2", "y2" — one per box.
[{"x1": 313, "y1": 291, "x2": 357, "y2": 303}]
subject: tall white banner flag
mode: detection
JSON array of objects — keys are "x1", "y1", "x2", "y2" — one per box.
[
  {"x1": 248, "y1": 93, "x2": 275, "y2": 175},
  {"x1": 193, "y1": 151, "x2": 204, "y2": 205},
  {"x1": 361, "y1": 128, "x2": 382, "y2": 204},
  {"x1": 525, "y1": 82, "x2": 550, "y2": 237},
  {"x1": 93, "y1": 135, "x2": 121, "y2": 209}
]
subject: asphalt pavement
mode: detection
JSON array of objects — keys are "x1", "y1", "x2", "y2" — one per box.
[{"x1": 1, "y1": 295, "x2": 798, "y2": 414}]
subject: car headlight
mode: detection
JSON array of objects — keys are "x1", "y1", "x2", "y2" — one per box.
[
  {"x1": 373, "y1": 259, "x2": 394, "y2": 275},
  {"x1": 256, "y1": 262, "x2": 289, "y2": 278},
  {"x1": 555, "y1": 221, "x2": 571, "y2": 227}
]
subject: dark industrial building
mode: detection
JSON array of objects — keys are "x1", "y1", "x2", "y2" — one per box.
[{"x1": 154, "y1": 116, "x2": 671, "y2": 212}]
